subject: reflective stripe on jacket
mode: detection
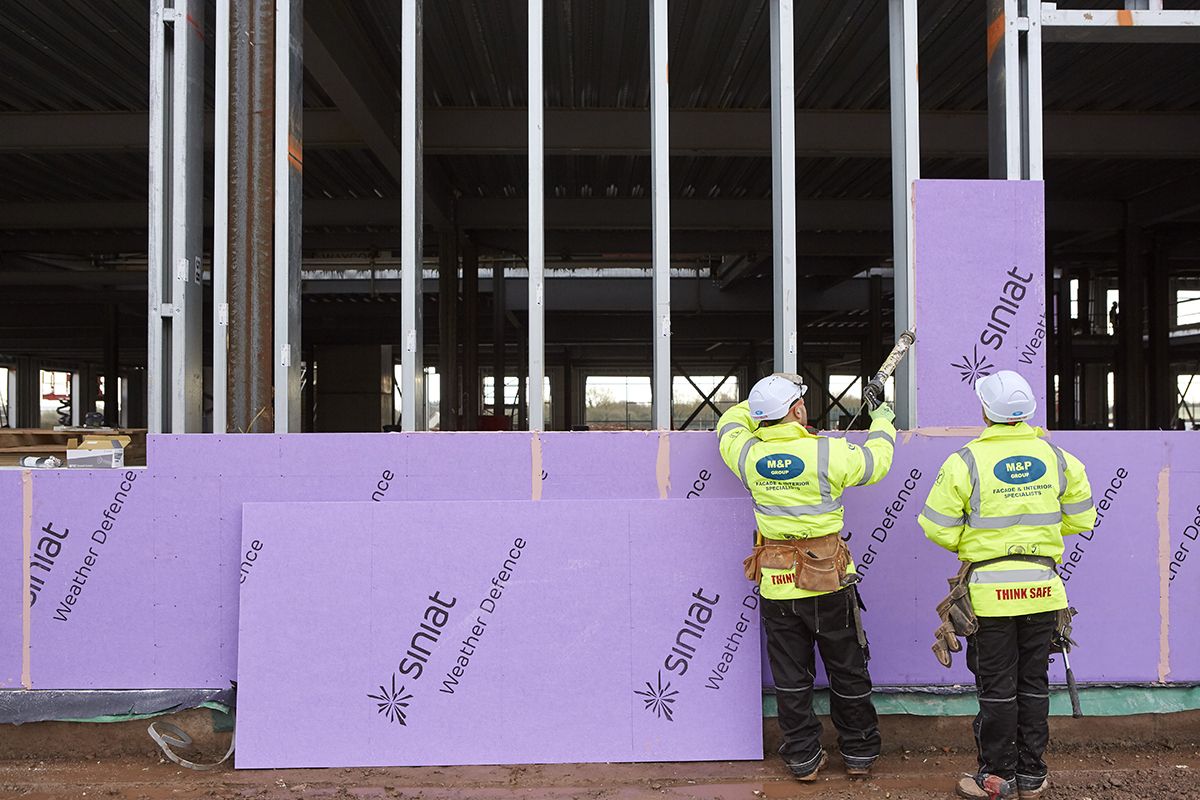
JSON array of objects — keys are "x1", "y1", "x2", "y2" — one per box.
[
  {"x1": 717, "y1": 400, "x2": 896, "y2": 600},
  {"x1": 918, "y1": 422, "x2": 1097, "y2": 616}
]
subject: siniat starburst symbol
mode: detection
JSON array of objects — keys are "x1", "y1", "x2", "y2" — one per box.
[
  {"x1": 635, "y1": 671, "x2": 679, "y2": 721},
  {"x1": 368, "y1": 673, "x2": 413, "y2": 726},
  {"x1": 950, "y1": 345, "x2": 996, "y2": 386}
]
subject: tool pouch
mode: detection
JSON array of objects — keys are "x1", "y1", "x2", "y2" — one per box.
[
  {"x1": 931, "y1": 563, "x2": 977, "y2": 668},
  {"x1": 742, "y1": 533, "x2": 850, "y2": 593}
]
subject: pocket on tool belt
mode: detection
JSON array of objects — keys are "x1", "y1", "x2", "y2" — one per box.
[
  {"x1": 798, "y1": 557, "x2": 842, "y2": 593},
  {"x1": 758, "y1": 546, "x2": 799, "y2": 571}
]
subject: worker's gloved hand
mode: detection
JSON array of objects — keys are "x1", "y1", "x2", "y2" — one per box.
[
  {"x1": 868, "y1": 402, "x2": 895, "y2": 425},
  {"x1": 771, "y1": 372, "x2": 805, "y2": 388},
  {"x1": 863, "y1": 377, "x2": 885, "y2": 409}
]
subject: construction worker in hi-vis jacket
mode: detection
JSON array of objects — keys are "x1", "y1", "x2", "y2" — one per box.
[
  {"x1": 717, "y1": 372, "x2": 896, "y2": 782},
  {"x1": 918, "y1": 370, "x2": 1097, "y2": 800}
]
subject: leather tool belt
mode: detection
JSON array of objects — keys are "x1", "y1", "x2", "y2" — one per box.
[
  {"x1": 931, "y1": 554, "x2": 1059, "y2": 668},
  {"x1": 743, "y1": 531, "x2": 852, "y2": 594}
]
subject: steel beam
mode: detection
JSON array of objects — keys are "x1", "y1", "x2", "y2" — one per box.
[
  {"x1": 1041, "y1": 4, "x2": 1200, "y2": 43},
  {"x1": 770, "y1": 0, "x2": 798, "y2": 374},
  {"x1": 147, "y1": 0, "x2": 205, "y2": 433},
  {"x1": 6, "y1": 108, "x2": 1200, "y2": 159},
  {"x1": 650, "y1": 0, "x2": 671, "y2": 430},
  {"x1": 399, "y1": 0, "x2": 425, "y2": 430},
  {"x1": 0, "y1": 197, "x2": 1130, "y2": 234},
  {"x1": 528, "y1": 0, "x2": 545, "y2": 431},
  {"x1": 889, "y1": 0, "x2": 919, "y2": 427}
]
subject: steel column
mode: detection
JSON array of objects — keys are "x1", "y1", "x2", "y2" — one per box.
[
  {"x1": 462, "y1": 237, "x2": 480, "y2": 430},
  {"x1": 213, "y1": 0, "x2": 230, "y2": 433},
  {"x1": 274, "y1": 0, "x2": 303, "y2": 432},
  {"x1": 148, "y1": 0, "x2": 205, "y2": 433},
  {"x1": 103, "y1": 305, "x2": 119, "y2": 427},
  {"x1": 15, "y1": 358, "x2": 38, "y2": 428},
  {"x1": 1045, "y1": 262, "x2": 1056, "y2": 426},
  {"x1": 888, "y1": 0, "x2": 919, "y2": 427},
  {"x1": 1147, "y1": 238, "x2": 1172, "y2": 428},
  {"x1": 770, "y1": 0, "x2": 798, "y2": 374},
  {"x1": 989, "y1": 0, "x2": 1044, "y2": 180},
  {"x1": 492, "y1": 266, "x2": 506, "y2": 422},
  {"x1": 400, "y1": 0, "x2": 425, "y2": 430},
  {"x1": 1023, "y1": 0, "x2": 1044, "y2": 180},
  {"x1": 227, "y1": 0, "x2": 275, "y2": 434},
  {"x1": 1117, "y1": 212, "x2": 1146, "y2": 428},
  {"x1": 987, "y1": 0, "x2": 1021, "y2": 179},
  {"x1": 438, "y1": 231, "x2": 459, "y2": 431},
  {"x1": 4, "y1": 366, "x2": 18, "y2": 428},
  {"x1": 528, "y1": 0, "x2": 545, "y2": 431},
  {"x1": 650, "y1": 0, "x2": 672, "y2": 429},
  {"x1": 1055, "y1": 269, "x2": 1075, "y2": 428}
]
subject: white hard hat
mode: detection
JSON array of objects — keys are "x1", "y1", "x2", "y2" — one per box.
[
  {"x1": 975, "y1": 369, "x2": 1036, "y2": 423},
  {"x1": 748, "y1": 375, "x2": 807, "y2": 422}
]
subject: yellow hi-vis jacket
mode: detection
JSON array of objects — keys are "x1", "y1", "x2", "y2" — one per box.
[
  {"x1": 717, "y1": 400, "x2": 896, "y2": 600},
  {"x1": 918, "y1": 423, "x2": 1097, "y2": 617}
]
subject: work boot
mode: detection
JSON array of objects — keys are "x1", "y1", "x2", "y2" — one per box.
[
  {"x1": 955, "y1": 773, "x2": 1015, "y2": 800},
  {"x1": 784, "y1": 750, "x2": 828, "y2": 782},
  {"x1": 1016, "y1": 774, "x2": 1049, "y2": 799},
  {"x1": 842, "y1": 752, "x2": 876, "y2": 779}
]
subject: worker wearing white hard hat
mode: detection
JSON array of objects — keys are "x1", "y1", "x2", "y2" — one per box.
[
  {"x1": 918, "y1": 370, "x2": 1096, "y2": 800},
  {"x1": 716, "y1": 371, "x2": 898, "y2": 782}
]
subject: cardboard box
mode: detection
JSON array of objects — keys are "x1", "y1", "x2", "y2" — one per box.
[{"x1": 66, "y1": 435, "x2": 131, "y2": 469}]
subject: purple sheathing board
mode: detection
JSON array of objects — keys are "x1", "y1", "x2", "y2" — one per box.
[
  {"x1": 26, "y1": 470, "x2": 160, "y2": 688},
  {"x1": 235, "y1": 499, "x2": 762, "y2": 768},
  {"x1": 1, "y1": 471, "x2": 23, "y2": 688},
  {"x1": 913, "y1": 180, "x2": 1047, "y2": 428},
  {"x1": 1166, "y1": 435, "x2": 1200, "y2": 682},
  {"x1": 538, "y1": 432, "x2": 660, "y2": 499},
  {"x1": 4, "y1": 428, "x2": 1197, "y2": 690},
  {"x1": 1048, "y1": 432, "x2": 1165, "y2": 682}
]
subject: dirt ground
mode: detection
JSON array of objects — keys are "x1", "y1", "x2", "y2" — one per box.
[{"x1": 1, "y1": 712, "x2": 1196, "y2": 800}]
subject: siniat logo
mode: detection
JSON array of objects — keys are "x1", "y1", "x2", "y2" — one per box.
[
  {"x1": 979, "y1": 266, "x2": 1035, "y2": 352},
  {"x1": 949, "y1": 266, "x2": 1035, "y2": 387},
  {"x1": 367, "y1": 674, "x2": 413, "y2": 726},
  {"x1": 951, "y1": 344, "x2": 996, "y2": 387},
  {"x1": 994, "y1": 456, "x2": 1047, "y2": 485},
  {"x1": 634, "y1": 671, "x2": 679, "y2": 721},
  {"x1": 756, "y1": 454, "x2": 804, "y2": 480}
]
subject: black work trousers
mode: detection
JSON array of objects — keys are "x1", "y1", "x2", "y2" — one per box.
[
  {"x1": 965, "y1": 611, "x2": 1057, "y2": 782},
  {"x1": 761, "y1": 588, "x2": 880, "y2": 770}
]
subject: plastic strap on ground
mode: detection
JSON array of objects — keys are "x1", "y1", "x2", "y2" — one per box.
[
  {"x1": 148, "y1": 720, "x2": 235, "y2": 771},
  {"x1": 0, "y1": 688, "x2": 233, "y2": 725}
]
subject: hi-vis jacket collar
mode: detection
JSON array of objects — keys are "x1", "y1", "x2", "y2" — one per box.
[
  {"x1": 978, "y1": 422, "x2": 1047, "y2": 441},
  {"x1": 755, "y1": 421, "x2": 819, "y2": 443}
]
